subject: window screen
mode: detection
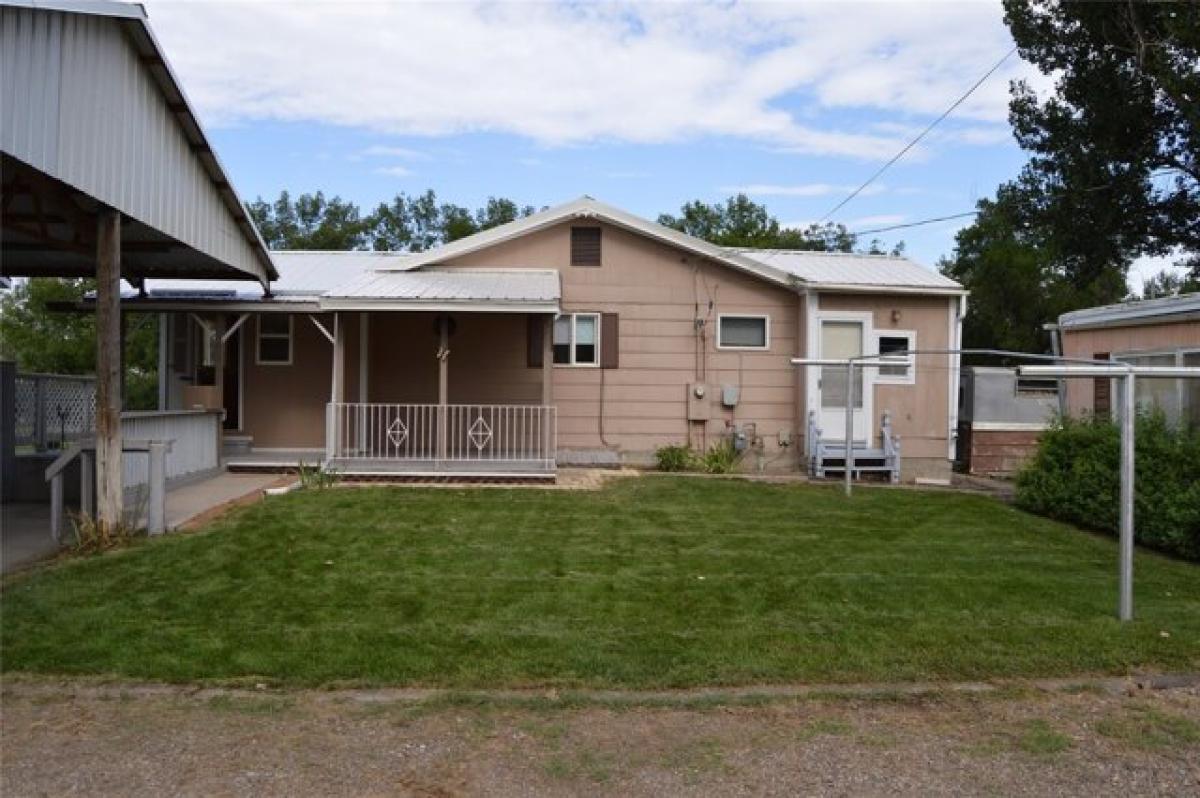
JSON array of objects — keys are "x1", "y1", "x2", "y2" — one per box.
[{"x1": 718, "y1": 316, "x2": 768, "y2": 348}]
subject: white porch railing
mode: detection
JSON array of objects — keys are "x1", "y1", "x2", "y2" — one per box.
[{"x1": 326, "y1": 403, "x2": 557, "y2": 473}]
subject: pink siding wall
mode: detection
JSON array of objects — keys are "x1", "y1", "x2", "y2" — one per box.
[{"x1": 1061, "y1": 319, "x2": 1200, "y2": 416}]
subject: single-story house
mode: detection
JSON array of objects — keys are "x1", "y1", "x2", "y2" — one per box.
[
  {"x1": 1052, "y1": 292, "x2": 1200, "y2": 427},
  {"x1": 108, "y1": 197, "x2": 967, "y2": 479}
]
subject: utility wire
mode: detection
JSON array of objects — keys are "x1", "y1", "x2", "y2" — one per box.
[
  {"x1": 819, "y1": 46, "x2": 1018, "y2": 223},
  {"x1": 851, "y1": 211, "x2": 978, "y2": 236}
]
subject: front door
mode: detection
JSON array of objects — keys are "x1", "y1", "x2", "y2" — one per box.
[{"x1": 819, "y1": 319, "x2": 871, "y2": 443}]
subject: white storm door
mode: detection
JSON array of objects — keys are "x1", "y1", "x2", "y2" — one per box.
[{"x1": 819, "y1": 319, "x2": 871, "y2": 443}]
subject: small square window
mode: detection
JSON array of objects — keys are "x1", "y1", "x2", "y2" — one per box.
[
  {"x1": 571, "y1": 227, "x2": 602, "y2": 266},
  {"x1": 553, "y1": 313, "x2": 600, "y2": 366},
  {"x1": 257, "y1": 314, "x2": 293, "y2": 365},
  {"x1": 717, "y1": 315, "x2": 769, "y2": 349},
  {"x1": 876, "y1": 332, "x2": 915, "y2": 384}
]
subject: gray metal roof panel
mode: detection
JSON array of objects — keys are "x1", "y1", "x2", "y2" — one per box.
[
  {"x1": 728, "y1": 248, "x2": 964, "y2": 292},
  {"x1": 325, "y1": 268, "x2": 561, "y2": 303},
  {"x1": 1058, "y1": 292, "x2": 1200, "y2": 329}
]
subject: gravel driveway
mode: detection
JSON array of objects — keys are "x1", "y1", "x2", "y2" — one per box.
[{"x1": 2, "y1": 679, "x2": 1198, "y2": 796}]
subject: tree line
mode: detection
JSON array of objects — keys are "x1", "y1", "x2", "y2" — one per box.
[
  {"x1": 246, "y1": 189, "x2": 897, "y2": 255},
  {"x1": 940, "y1": 0, "x2": 1199, "y2": 356}
]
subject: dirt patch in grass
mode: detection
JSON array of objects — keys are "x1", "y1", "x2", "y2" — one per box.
[{"x1": 2, "y1": 680, "x2": 1198, "y2": 796}]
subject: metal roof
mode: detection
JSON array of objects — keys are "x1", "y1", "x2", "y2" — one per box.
[
  {"x1": 728, "y1": 248, "x2": 965, "y2": 294},
  {"x1": 114, "y1": 251, "x2": 404, "y2": 307},
  {"x1": 1058, "y1": 292, "x2": 1200, "y2": 330},
  {"x1": 0, "y1": 0, "x2": 275, "y2": 283},
  {"x1": 322, "y1": 269, "x2": 561, "y2": 313},
  {"x1": 380, "y1": 196, "x2": 793, "y2": 288}
]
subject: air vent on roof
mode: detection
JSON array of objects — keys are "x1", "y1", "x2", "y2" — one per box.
[{"x1": 571, "y1": 227, "x2": 602, "y2": 267}]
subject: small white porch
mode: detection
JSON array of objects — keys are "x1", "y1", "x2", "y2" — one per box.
[{"x1": 320, "y1": 268, "x2": 561, "y2": 477}]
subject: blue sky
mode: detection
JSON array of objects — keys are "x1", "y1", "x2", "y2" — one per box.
[{"x1": 144, "y1": 0, "x2": 1130, "y2": 275}]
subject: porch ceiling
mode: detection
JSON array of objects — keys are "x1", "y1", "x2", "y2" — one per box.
[{"x1": 319, "y1": 268, "x2": 561, "y2": 313}]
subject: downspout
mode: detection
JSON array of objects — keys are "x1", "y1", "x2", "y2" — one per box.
[{"x1": 948, "y1": 294, "x2": 967, "y2": 461}]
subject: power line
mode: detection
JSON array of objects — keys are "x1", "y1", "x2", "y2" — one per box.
[
  {"x1": 818, "y1": 46, "x2": 1018, "y2": 224},
  {"x1": 852, "y1": 211, "x2": 978, "y2": 236}
]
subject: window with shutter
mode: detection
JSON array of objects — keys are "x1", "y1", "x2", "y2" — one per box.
[{"x1": 571, "y1": 227, "x2": 602, "y2": 266}]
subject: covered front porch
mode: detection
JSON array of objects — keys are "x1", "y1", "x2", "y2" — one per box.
[{"x1": 320, "y1": 269, "x2": 561, "y2": 477}]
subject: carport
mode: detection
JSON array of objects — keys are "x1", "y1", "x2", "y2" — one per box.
[{"x1": 1, "y1": 0, "x2": 276, "y2": 531}]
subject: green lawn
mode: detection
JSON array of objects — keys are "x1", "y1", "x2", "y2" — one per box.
[{"x1": 3, "y1": 477, "x2": 1198, "y2": 688}]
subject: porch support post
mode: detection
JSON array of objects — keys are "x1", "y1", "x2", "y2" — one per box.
[
  {"x1": 542, "y1": 314, "x2": 554, "y2": 406},
  {"x1": 358, "y1": 312, "x2": 369, "y2": 403},
  {"x1": 844, "y1": 360, "x2": 855, "y2": 498},
  {"x1": 212, "y1": 314, "x2": 226, "y2": 417},
  {"x1": 95, "y1": 208, "x2": 123, "y2": 531},
  {"x1": 331, "y1": 313, "x2": 345, "y2": 403},
  {"x1": 437, "y1": 316, "x2": 449, "y2": 463},
  {"x1": 157, "y1": 313, "x2": 168, "y2": 411}
]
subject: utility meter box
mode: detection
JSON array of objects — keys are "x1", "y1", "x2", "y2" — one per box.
[
  {"x1": 721, "y1": 384, "x2": 740, "y2": 408},
  {"x1": 687, "y1": 383, "x2": 710, "y2": 421}
]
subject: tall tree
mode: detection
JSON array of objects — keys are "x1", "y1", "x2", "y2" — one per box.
[
  {"x1": 0, "y1": 279, "x2": 158, "y2": 409},
  {"x1": 247, "y1": 190, "x2": 370, "y2": 250},
  {"x1": 940, "y1": 188, "x2": 1091, "y2": 356},
  {"x1": 657, "y1": 194, "x2": 896, "y2": 253},
  {"x1": 1004, "y1": 0, "x2": 1200, "y2": 293}
]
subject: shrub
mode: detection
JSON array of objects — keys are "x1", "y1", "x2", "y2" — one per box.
[
  {"x1": 700, "y1": 438, "x2": 743, "y2": 474},
  {"x1": 1015, "y1": 412, "x2": 1200, "y2": 561},
  {"x1": 296, "y1": 461, "x2": 340, "y2": 490},
  {"x1": 654, "y1": 444, "x2": 696, "y2": 472}
]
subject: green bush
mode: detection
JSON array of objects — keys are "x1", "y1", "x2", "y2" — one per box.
[
  {"x1": 654, "y1": 444, "x2": 696, "y2": 472},
  {"x1": 700, "y1": 438, "x2": 743, "y2": 474},
  {"x1": 1015, "y1": 412, "x2": 1200, "y2": 561}
]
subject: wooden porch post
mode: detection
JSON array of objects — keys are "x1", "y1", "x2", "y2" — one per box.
[
  {"x1": 331, "y1": 313, "x2": 345, "y2": 403},
  {"x1": 358, "y1": 312, "x2": 369, "y2": 403},
  {"x1": 542, "y1": 315, "x2": 554, "y2": 406},
  {"x1": 212, "y1": 314, "x2": 226, "y2": 417},
  {"x1": 95, "y1": 209, "x2": 123, "y2": 530},
  {"x1": 437, "y1": 316, "x2": 449, "y2": 462}
]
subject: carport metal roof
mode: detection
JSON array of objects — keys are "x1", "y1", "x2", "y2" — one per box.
[{"x1": 0, "y1": 0, "x2": 275, "y2": 284}]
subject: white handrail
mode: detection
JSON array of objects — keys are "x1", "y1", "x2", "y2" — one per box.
[{"x1": 326, "y1": 403, "x2": 557, "y2": 472}]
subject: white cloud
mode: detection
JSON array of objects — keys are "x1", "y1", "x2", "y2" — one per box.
[
  {"x1": 724, "y1": 183, "x2": 887, "y2": 198},
  {"x1": 373, "y1": 165, "x2": 413, "y2": 178},
  {"x1": 146, "y1": 0, "x2": 1032, "y2": 159}
]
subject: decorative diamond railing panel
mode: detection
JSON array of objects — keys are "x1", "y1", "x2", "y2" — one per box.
[{"x1": 326, "y1": 403, "x2": 556, "y2": 473}]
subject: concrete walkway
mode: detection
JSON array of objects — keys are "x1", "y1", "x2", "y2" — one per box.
[{"x1": 1, "y1": 471, "x2": 286, "y2": 574}]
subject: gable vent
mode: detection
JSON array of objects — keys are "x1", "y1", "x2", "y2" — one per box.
[{"x1": 571, "y1": 227, "x2": 602, "y2": 267}]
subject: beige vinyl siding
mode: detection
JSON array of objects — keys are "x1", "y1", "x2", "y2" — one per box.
[
  {"x1": 818, "y1": 293, "x2": 952, "y2": 461},
  {"x1": 441, "y1": 221, "x2": 802, "y2": 461},
  {"x1": 1060, "y1": 319, "x2": 1200, "y2": 417}
]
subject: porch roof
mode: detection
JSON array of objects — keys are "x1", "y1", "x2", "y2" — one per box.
[{"x1": 320, "y1": 268, "x2": 561, "y2": 313}]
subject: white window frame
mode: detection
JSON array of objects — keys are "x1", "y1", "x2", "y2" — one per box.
[
  {"x1": 716, "y1": 313, "x2": 771, "y2": 351},
  {"x1": 1113, "y1": 346, "x2": 1200, "y2": 423},
  {"x1": 553, "y1": 312, "x2": 601, "y2": 367},
  {"x1": 874, "y1": 329, "x2": 916, "y2": 385},
  {"x1": 256, "y1": 314, "x2": 293, "y2": 366}
]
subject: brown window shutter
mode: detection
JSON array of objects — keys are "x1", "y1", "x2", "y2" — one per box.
[
  {"x1": 571, "y1": 227, "x2": 602, "y2": 266},
  {"x1": 601, "y1": 313, "x2": 619, "y2": 369},
  {"x1": 1093, "y1": 352, "x2": 1110, "y2": 418},
  {"x1": 527, "y1": 314, "x2": 544, "y2": 368}
]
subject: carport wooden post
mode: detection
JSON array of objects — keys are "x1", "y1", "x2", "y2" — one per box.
[{"x1": 95, "y1": 209, "x2": 123, "y2": 531}]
